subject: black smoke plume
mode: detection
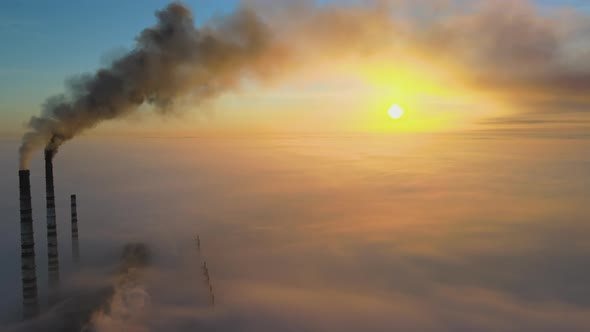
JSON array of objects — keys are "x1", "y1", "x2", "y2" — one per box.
[
  {"x1": 18, "y1": 0, "x2": 590, "y2": 167},
  {"x1": 18, "y1": 2, "x2": 283, "y2": 169}
]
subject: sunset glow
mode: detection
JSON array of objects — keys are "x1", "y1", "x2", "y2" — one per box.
[{"x1": 2, "y1": 1, "x2": 590, "y2": 331}]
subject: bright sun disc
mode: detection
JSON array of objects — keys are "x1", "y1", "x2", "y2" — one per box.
[{"x1": 388, "y1": 104, "x2": 404, "y2": 119}]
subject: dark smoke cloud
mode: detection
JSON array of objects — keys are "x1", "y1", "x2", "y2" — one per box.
[
  {"x1": 19, "y1": 0, "x2": 590, "y2": 168},
  {"x1": 403, "y1": 0, "x2": 590, "y2": 124},
  {"x1": 426, "y1": 1, "x2": 590, "y2": 86},
  {"x1": 18, "y1": 2, "x2": 286, "y2": 169}
]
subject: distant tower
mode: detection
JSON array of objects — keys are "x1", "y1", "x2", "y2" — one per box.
[
  {"x1": 45, "y1": 149, "x2": 60, "y2": 299},
  {"x1": 18, "y1": 170, "x2": 40, "y2": 318},
  {"x1": 71, "y1": 194, "x2": 80, "y2": 264},
  {"x1": 198, "y1": 239, "x2": 215, "y2": 307}
]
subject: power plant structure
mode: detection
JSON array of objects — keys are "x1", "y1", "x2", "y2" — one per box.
[
  {"x1": 17, "y1": 162, "x2": 83, "y2": 320},
  {"x1": 45, "y1": 149, "x2": 60, "y2": 292},
  {"x1": 18, "y1": 170, "x2": 40, "y2": 319},
  {"x1": 202, "y1": 262, "x2": 215, "y2": 306},
  {"x1": 71, "y1": 194, "x2": 80, "y2": 264},
  {"x1": 16, "y1": 164, "x2": 216, "y2": 321},
  {"x1": 16, "y1": 155, "x2": 212, "y2": 321},
  {"x1": 196, "y1": 235, "x2": 216, "y2": 307}
]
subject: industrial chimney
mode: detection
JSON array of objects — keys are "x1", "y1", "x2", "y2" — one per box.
[
  {"x1": 44, "y1": 150, "x2": 60, "y2": 293},
  {"x1": 71, "y1": 194, "x2": 79, "y2": 264},
  {"x1": 18, "y1": 170, "x2": 40, "y2": 319}
]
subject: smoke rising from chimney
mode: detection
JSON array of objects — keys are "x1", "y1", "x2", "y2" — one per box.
[
  {"x1": 18, "y1": 2, "x2": 285, "y2": 169},
  {"x1": 19, "y1": 0, "x2": 590, "y2": 168}
]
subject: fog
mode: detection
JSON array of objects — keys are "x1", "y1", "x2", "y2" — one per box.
[{"x1": 1, "y1": 133, "x2": 590, "y2": 331}]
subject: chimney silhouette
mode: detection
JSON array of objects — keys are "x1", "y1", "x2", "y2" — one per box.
[
  {"x1": 71, "y1": 194, "x2": 79, "y2": 264},
  {"x1": 44, "y1": 150, "x2": 60, "y2": 296},
  {"x1": 18, "y1": 170, "x2": 39, "y2": 318}
]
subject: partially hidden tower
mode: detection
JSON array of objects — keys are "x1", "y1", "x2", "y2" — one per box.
[
  {"x1": 45, "y1": 149, "x2": 60, "y2": 297},
  {"x1": 18, "y1": 170, "x2": 40, "y2": 318},
  {"x1": 71, "y1": 194, "x2": 80, "y2": 264}
]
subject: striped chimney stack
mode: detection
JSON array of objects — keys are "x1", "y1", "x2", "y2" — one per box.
[
  {"x1": 44, "y1": 150, "x2": 60, "y2": 291},
  {"x1": 71, "y1": 194, "x2": 79, "y2": 264},
  {"x1": 18, "y1": 170, "x2": 39, "y2": 319}
]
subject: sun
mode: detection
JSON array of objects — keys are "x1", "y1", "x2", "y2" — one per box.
[{"x1": 388, "y1": 104, "x2": 404, "y2": 119}]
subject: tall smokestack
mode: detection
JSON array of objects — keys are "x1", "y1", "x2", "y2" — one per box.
[
  {"x1": 71, "y1": 194, "x2": 79, "y2": 264},
  {"x1": 45, "y1": 149, "x2": 60, "y2": 295},
  {"x1": 18, "y1": 170, "x2": 40, "y2": 319}
]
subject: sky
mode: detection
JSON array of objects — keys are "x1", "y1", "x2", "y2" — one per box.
[
  {"x1": 0, "y1": 0, "x2": 235, "y2": 133},
  {"x1": 1, "y1": 1, "x2": 590, "y2": 331},
  {"x1": 1, "y1": 0, "x2": 590, "y2": 140}
]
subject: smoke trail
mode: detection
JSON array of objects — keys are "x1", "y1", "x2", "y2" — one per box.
[
  {"x1": 18, "y1": 1, "x2": 285, "y2": 169},
  {"x1": 19, "y1": 0, "x2": 590, "y2": 168}
]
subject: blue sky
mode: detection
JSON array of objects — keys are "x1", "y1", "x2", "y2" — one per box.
[
  {"x1": 0, "y1": 0, "x2": 588, "y2": 133},
  {"x1": 0, "y1": 1, "x2": 240, "y2": 129}
]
